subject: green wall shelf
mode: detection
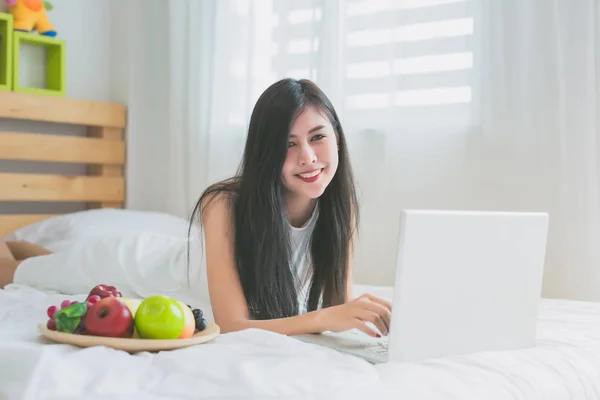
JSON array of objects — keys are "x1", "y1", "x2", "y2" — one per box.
[
  {"x1": 0, "y1": 13, "x2": 13, "y2": 92},
  {"x1": 13, "y1": 30, "x2": 65, "y2": 97}
]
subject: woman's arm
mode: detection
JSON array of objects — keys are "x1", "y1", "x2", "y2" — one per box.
[
  {"x1": 202, "y1": 194, "x2": 391, "y2": 337},
  {"x1": 201, "y1": 193, "x2": 320, "y2": 335}
]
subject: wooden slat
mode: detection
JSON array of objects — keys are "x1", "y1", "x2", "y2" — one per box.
[
  {"x1": 0, "y1": 92, "x2": 126, "y2": 128},
  {"x1": 0, "y1": 214, "x2": 55, "y2": 237},
  {"x1": 0, "y1": 173, "x2": 124, "y2": 202},
  {"x1": 87, "y1": 127, "x2": 125, "y2": 209},
  {"x1": 0, "y1": 132, "x2": 125, "y2": 165}
]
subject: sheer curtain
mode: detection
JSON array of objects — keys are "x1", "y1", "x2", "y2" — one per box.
[
  {"x1": 165, "y1": 0, "x2": 480, "y2": 287},
  {"x1": 474, "y1": 0, "x2": 600, "y2": 302},
  {"x1": 118, "y1": 0, "x2": 600, "y2": 301}
]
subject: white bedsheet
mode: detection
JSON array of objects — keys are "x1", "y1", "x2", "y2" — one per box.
[{"x1": 1, "y1": 284, "x2": 600, "y2": 400}]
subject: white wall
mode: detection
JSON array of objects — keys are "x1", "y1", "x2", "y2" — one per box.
[
  {"x1": 109, "y1": 0, "x2": 170, "y2": 214},
  {"x1": 0, "y1": 0, "x2": 114, "y2": 215}
]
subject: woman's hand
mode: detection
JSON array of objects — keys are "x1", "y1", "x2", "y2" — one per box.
[{"x1": 314, "y1": 293, "x2": 392, "y2": 337}]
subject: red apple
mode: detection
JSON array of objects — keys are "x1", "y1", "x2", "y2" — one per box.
[
  {"x1": 86, "y1": 284, "x2": 122, "y2": 301},
  {"x1": 84, "y1": 297, "x2": 134, "y2": 338}
]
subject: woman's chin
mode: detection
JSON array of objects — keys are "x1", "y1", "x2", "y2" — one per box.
[
  {"x1": 284, "y1": 186, "x2": 326, "y2": 201},
  {"x1": 298, "y1": 185, "x2": 328, "y2": 199}
]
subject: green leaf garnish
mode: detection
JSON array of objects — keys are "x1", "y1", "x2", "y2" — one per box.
[{"x1": 55, "y1": 302, "x2": 87, "y2": 333}]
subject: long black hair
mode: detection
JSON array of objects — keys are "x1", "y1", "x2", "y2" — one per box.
[{"x1": 188, "y1": 78, "x2": 359, "y2": 320}]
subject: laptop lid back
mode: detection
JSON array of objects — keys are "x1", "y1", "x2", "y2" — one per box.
[{"x1": 388, "y1": 210, "x2": 549, "y2": 363}]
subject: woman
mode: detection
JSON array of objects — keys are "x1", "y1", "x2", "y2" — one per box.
[
  {"x1": 1, "y1": 78, "x2": 392, "y2": 338},
  {"x1": 191, "y1": 78, "x2": 391, "y2": 337}
]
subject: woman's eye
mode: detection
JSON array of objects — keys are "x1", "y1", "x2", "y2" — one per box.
[
  {"x1": 288, "y1": 141, "x2": 296, "y2": 148},
  {"x1": 312, "y1": 134, "x2": 325, "y2": 141}
]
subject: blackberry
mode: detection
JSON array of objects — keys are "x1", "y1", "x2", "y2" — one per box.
[{"x1": 195, "y1": 317, "x2": 208, "y2": 332}]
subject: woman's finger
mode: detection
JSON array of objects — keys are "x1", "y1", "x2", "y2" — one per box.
[
  {"x1": 355, "y1": 309, "x2": 388, "y2": 336},
  {"x1": 357, "y1": 299, "x2": 392, "y2": 332},
  {"x1": 362, "y1": 293, "x2": 393, "y2": 311},
  {"x1": 353, "y1": 318, "x2": 381, "y2": 338}
]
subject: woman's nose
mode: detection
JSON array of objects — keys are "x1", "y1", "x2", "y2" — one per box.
[{"x1": 298, "y1": 144, "x2": 317, "y2": 165}]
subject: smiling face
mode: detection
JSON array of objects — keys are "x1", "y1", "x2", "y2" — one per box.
[{"x1": 281, "y1": 105, "x2": 339, "y2": 201}]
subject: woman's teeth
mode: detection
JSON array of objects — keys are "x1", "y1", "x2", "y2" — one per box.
[{"x1": 299, "y1": 170, "x2": 321, "y2": 178}]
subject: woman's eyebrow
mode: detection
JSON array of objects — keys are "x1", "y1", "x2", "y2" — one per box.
[{"x1": 308, "y1": 125, "x2": 325, "y2": 133}]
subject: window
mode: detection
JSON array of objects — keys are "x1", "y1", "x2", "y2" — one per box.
[
  {"x1": 225, "y1": 0, "x2": 478, "y2": 132},
  {"x1": 342, "y1": 0, "x2": 477, "y2": 131}
]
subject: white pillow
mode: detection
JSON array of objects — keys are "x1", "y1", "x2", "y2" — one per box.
[
  {"x1": 4, "y1": 208, "x2": 196, "y2": 251},
  {"x1": 13, "y1": 230, "x2": 211, "y2": 311}
]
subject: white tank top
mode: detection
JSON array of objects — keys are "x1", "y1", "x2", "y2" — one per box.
[{"x1": 288, "y1": 204, "x2": 319, "y2": 314}]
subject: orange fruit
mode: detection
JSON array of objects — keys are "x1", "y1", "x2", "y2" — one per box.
[{"x1": 177, "y1": 301, "x2": 195, "y2": 339}]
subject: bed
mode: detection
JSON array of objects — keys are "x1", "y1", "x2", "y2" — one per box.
[
  {"x1": 0, "y1": 90, "x2": 127, "y2": 236},
  {"x1": 2, "y1": 92, "x2": 600, "y2": 400},
  {"x1": 1, "y1": 284, "x2": 600, "y2": 400}
]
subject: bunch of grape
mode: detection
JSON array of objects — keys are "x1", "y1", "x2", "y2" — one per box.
[
  {"x1": 46, "y1": 300, "x2": 76, "y2": 331},
  {"x1": 86, "y1": 295, "x2": 101, "y2": 308},
  {"x1": 46, "y1": 295, "x2": 102, "y2": 332},
  {"x1": 187, "y1": 305, "x2": 208, "y2": 332}
]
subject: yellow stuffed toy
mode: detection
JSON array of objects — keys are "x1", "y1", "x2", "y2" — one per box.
[{"x1": 5, "y1": 0, "x2": 56, "y2": 37}]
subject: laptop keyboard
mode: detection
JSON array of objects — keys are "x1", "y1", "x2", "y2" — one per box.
[
  {"x1": 294, "y1": 329, "x2": 390, "y2": 362},
  {"x1": 365, "y1": 341, "x2": 389, "y2": 355},
  {"x1": 341, "y1": 329, "x2": 389, "y2": 354}
]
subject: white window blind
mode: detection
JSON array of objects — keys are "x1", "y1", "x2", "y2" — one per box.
[
  {"x1": 342, "y1": 0, "x2": 477, "y2": 132},
  {"x1": 224, "y1": 0, "x2": 478, "y2": 133}
]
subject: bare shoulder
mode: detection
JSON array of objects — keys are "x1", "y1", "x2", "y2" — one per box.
[
  {"x1": 201, "y1": 191, "x2": 234, "y2": 230},
  {"x1": 201, "y1": 192, "x2": 233, "y2": 244}
]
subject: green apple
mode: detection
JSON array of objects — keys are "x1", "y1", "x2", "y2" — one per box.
[{"x1": 134, "y1": 295, "x2": 185, "y2": 339}]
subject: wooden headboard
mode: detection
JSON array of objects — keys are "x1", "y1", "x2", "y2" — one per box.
[{"x1": 0, "y1": 91, "x2": 127, "y2": 237}]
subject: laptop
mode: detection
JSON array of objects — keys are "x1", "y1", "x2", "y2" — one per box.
[{"x1": 294, "y1": 209, "x2": 549, "y2": 364}]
